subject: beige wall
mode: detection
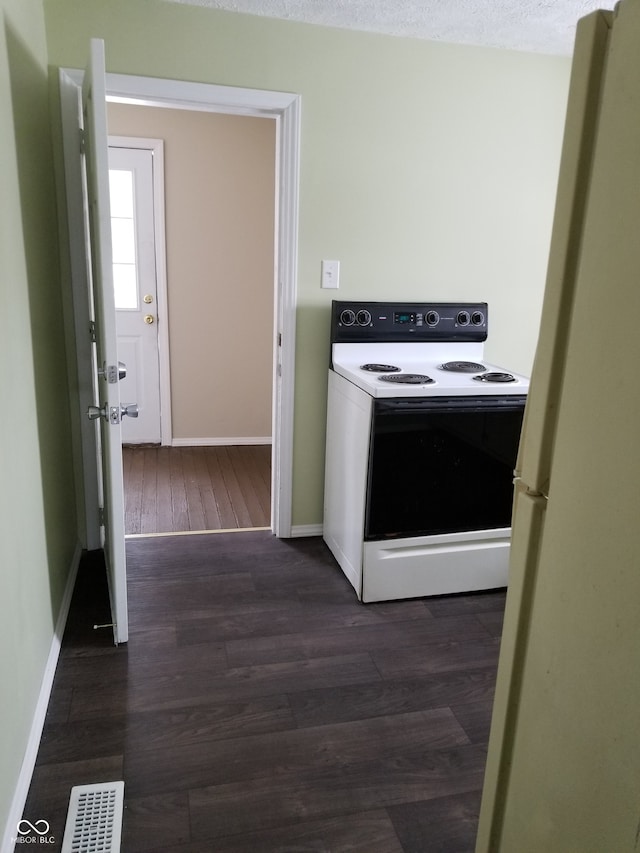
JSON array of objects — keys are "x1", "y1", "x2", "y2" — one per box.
[{"x1": 108, "y1": 103, "x2": 276, "y2": 442}]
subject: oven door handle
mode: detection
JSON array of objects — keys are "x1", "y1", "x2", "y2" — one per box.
[{"x1": 374, "y1": 396, "x2": 527, "y2": 415}]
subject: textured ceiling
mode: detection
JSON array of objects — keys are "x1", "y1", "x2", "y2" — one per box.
[{"x1": 165, "y1": 0, "x2": 617, "y2": 55}]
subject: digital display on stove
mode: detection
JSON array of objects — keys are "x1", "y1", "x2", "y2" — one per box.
[{"x1": 394, "y1": 312, "x2": 416, "y2": 324}]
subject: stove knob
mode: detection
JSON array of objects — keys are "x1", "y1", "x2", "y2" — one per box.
[
  {"x1": 457, "y1": 310, "x2": 470, "y2": 326},
  {"x1": 471, "y1": 311, "x2": 485, "y2": 326},
  {"x1": 340, "y1": 309, "x2": 356, "y2": 326},
  {"x1": 425, "y1": 310, "x2": 440, "y2": 326},
  {"x1": 356, "y1": 309, "x2": 372, "y2": 326}
]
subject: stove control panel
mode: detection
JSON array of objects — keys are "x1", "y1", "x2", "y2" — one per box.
[{"x1": 331, "y1": 301, "x2": 488, "y2": 343}]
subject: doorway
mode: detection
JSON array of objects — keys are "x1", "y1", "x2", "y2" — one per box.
[
  {"x1": 59, "y1": 68, "x2": 300, "y2": 547},
  {"x1": 108, "y1": 108, "x2": 277, "y2": 535}
]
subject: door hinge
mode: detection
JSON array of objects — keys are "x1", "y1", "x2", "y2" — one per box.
[
  {"x1": 98, "y1": 506, "x2": 105, "y2": 527},
  {"x1": 278, "y1": 332, "x2": 282, "y2": 347},
  {"x1": 89, "y1": 321, "x2": 96, "y2": 343},
  {"x1": 79, "y1": 128, "x2": 86, "y2": 155}
]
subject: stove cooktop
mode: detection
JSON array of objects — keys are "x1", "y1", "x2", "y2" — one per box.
[{"x1": 331, "y1": 343, "x2": 529, "y2": 397}]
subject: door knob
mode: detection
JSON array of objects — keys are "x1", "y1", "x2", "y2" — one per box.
[
  {"x1": 144, "y1": 314, "x2": 154, "y2": 325},
  {"x1": 87, "y1": 404, "x2": 108, "y2": 421},
  {"x1": 143, "y1": 294, "x2": 153, "y2": 304},
  {"x1": 87, "y1": 403, "x2": 139, "y2": 423}
]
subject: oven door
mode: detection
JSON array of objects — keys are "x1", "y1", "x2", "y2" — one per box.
[{"x1": 365, "y1": 395, "x2": 526, "y2": 541}]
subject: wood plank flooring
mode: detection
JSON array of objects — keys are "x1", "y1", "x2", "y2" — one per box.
[
  {"x1": 122, "y1": 445, "x2": 271, "y2": 535},
  {"x1": 23, "y1": 533, "x2": 505, "y2": 852}
]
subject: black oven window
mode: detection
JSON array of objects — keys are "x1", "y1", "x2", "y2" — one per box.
[{"x1": 365, "y1": 399, "x2": 525, "y2": 540}]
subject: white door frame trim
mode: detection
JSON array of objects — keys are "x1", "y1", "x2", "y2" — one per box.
[
  {"x1": 109, "y1": 136, "x2": 172, "y2": 446},
  {"x1": 59, "y1": 68, "x2": 300, "y2": 540}
]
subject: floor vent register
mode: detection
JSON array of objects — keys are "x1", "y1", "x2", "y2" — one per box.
[{"x1": 61, "y1": 782, "x2": 124, "y2": 853}]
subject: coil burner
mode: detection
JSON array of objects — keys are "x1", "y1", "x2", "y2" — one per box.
[
  {"x1": 379, "y1": 373, "x2": 435, "y2": 385},
  {"x1": 361, "y1": 363, "x2": 400, "y2": 373},
  {"x1": 440, "y1": 361, "x2": 486, "y2": 373},
  {"x1": 472, "y1": 371, "x2": 516, "y2": 383}
]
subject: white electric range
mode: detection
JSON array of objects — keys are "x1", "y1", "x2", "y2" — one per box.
[{"x1": 323, "y1": 300, "x2": 529, "y2": 602}]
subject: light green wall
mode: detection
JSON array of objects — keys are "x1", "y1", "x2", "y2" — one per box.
[
  {"x1": 0, "y1": 0, "x2": 573, "y2": 837},
  {"x1": 0, "y1": 0, "x2": 77, "y2": 839},
  {"x1": 44, "y1": 0, "x2": 571, "y2": 528}
]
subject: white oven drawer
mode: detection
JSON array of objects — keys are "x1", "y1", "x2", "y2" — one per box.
[{"x1": 363, "y1": 529, "x2": 511, "y2": 602}]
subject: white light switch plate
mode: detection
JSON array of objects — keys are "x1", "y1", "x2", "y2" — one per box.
[{"x1": 321, "y1": 259, "x2": 340, "y2": 289}]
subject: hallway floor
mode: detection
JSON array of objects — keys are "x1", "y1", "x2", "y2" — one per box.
[{"x1": 23, "y1": 532, "x2": 504, "y2": 851}]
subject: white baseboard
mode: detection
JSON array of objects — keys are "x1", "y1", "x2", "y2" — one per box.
[
  {"x1": 171, "y1": 437, "x2": 272, "y2": 447},
  {"x1": 290, "y1": 524, "x2": 323, "y2": 537},
  {"x1": 1, "y1": 543, "x2": 82, "y2": 853}
]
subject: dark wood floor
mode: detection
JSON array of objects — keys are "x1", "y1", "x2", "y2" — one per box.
[
  {"x1": 122, "y1": 445, "x2": 271, "y2": 535},
  {"x1": 23, "y1": 533, "x2": 504, "y2": 852}
]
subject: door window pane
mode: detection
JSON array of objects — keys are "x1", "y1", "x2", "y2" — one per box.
[
  {"x1": 111, "y1": 218, "x2": 136, "y2": 264},
  {"x1": 109, "y1": 168, "x2": 138, "y2": 309},
  {"x1": 109, "y1": 169, "x2": 134, "y2": 217},
  {"x1": 112, "y1": 263, "x2": 138, "y2": 310}
]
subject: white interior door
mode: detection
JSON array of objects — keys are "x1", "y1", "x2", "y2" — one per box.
[
  {"x1": 82, "y1": 39, "x2": 130, "y2": 644},
  {"x1": 109, "y1": 144, "x2": 163, "y2": 444}
]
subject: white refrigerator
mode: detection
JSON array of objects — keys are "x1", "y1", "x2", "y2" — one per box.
[{"x1": 476, "y1": 3, "x2": 640, "y2": 850}]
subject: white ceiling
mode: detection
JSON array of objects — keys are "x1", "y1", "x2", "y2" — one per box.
[{"x1": 166, "y1": 0, "x2": 616, "y2": 55}]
